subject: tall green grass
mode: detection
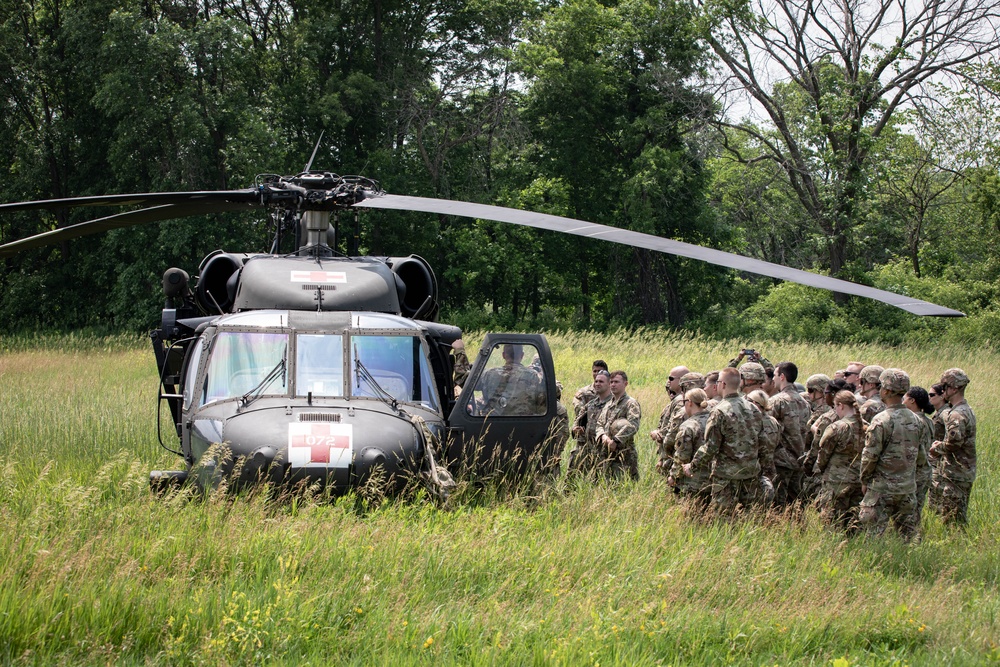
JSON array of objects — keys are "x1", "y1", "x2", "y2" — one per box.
[{"x1": 1, "y1": 332, "x2": 998, "y2": 665}]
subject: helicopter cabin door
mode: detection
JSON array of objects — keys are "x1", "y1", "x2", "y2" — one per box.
[{"x1": 446, "y1": 333, "x2": 559, "y2": 477}]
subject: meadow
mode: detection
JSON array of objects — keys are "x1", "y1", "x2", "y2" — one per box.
[{"x1": 0, "y1": 330, "x2": 998, "y2": 666}]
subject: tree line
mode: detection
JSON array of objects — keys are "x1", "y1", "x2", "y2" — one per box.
[{"x1": 2, "y1": 0, "x2": 1000, "y2": 346}]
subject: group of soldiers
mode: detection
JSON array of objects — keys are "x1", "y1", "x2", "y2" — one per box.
[{"x1": 566, "y1": 352, "x2": 977, "y2": 540}]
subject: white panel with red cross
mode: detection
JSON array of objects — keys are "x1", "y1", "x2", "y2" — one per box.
[
  {"x1": 288, "y1": 422, "x2": 353, "y2": 468},
  {"x1": 290, "y1": 270, "x2": 348, "y2": 284}
]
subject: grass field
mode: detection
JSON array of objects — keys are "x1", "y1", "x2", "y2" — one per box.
[{"x1": 1, "y1": 330, "x2": 998, "y2": 665}]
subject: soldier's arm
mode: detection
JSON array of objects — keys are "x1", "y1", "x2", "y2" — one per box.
[
  {"x1": 757, "y1": 416, "x2": 775, "y2": 481},
  {"x1": 690, "y1": 411, "x2": 722, "y2": 472},
  {"x1": 813, "y1": 422, "x2": 840, "y2": 476},
  {"x1": 932, "y1": 409, "x2": 966, "y2": 454}
]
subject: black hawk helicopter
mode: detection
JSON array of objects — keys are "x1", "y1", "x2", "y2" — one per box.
[{"x1": 0, "y1": 162, "x2": 963, "y2": 498}]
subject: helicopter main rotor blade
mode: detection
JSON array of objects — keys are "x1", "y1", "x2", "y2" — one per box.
[
  {"x1": 0, "y1": 201, "x2": 257, "y2": 258},
  {"x1": 0, "y1": 190, "x2": 259, "y2": 214},
  {"x1": 356, "y1": 193, "x2": 964, "y2": 317}
]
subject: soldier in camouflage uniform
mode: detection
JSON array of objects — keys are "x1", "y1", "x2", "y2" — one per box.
[
  {"x1": 595, "y1": 371, "x2": 642, "y2": 481},
  {"x1": 745, "y1": 390, "x2": 777, "y2": 475},
  {"x1": 800, "y1": 374, "x2": 831, "y2": 499},
  {"x1": 804, "y1": 374, "x2": 832, "y2": 431},
  {"x1": 739, "y1": 362, "x2": 767, "y2": 395},
  {"x1": 652, "y1": 372, "x2": 703, "y2": 476},
  {"x1": 903, "y1": 387, "x2": 934, "y2": 524},
  {"x1": 650, "y1": 366, "x2": 689, "y2": 475},
  {"x1": 859, "y1": 368, "x2": 921, "y2": 541},
  {"x1": 668, "y1": 388, "x2": 712, "y2": 506},
  {"x1": 930, "y1": 368, "x2": 976, "y2": 526},
  {"x1": 858, "y1": 365, "x2": 885, "y2": 423},
  {"x1": 704, "y1": 371, "x2": 721, "y2": 409},
  {"x1": 569, "y1": 370, "x2": 612, "y2": 477},
  {"x1": 925, "y1": 383, "x2": 949, "y2": 508},
  {"x1": 813, "y1": 390, "x2": 865, "y2": 532},
  {"x1": 768, "y1": 362, "x2": 811, "y2": 506},
  {"x1": 478, "y1": 344, "x2": 544, "y2": 416},
  {"x1": 452, "y1": 339, "x2": 471, "y2": 396},
  {"x1": 572, "y1": 360, "x2": 609, "y2": 420},
  {"x1": 683, "y1": 368, "x2": 764, "y2": 515}
]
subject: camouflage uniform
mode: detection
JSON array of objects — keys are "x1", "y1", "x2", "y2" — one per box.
[
  {"x1": 768, "y1": 385, "x2": 811, "y2": 505},
  {"x1": 913, "y1": 412, "x2": 933, "y2": 523},
  {"x1": 859, "y1": 369, "x2": 920, "y2": 541},
  {"x1": 813, "y1": 414, "x2": 864, "y2": 531},
  {"x1": 654, "y1": 373, "x2": 704, "y2": 471},
  {"x1": 804, "y1": 407, "x2": 836, "y2": 473},
  {"x1": 573, "y1": 384, "x2": 599, "y2": 421},
  {"x1": 860, "y1": 395, "x2": 884, "y2": 423},
  {"x1": 804, "y1": 375, "x2": 831, "y2": 431},
  {"x1": 594, "y1": 392, "x2": 642, "y2": 481},
  {"x1": 857, "y1": 366, "x2": 885, "y2": 423},
  {"x1": 689, "y1": 393, "x2": 763, "y2": 514},
  {"x1": 926, "y1": 406, "x2": 949, "y2": 508},
  {"x1": 569, "y1": 393, "x2": 612, "y2": 477},
  {"x1": 479, "y1": 362, "x2": 544, "y2": 416},
  {"x1": 652, "y1": 394, "x2": 684, "y2": 472},
  {"x1": 756, "y1": 409, "x2": 780, "y2": 483},
  {"x1": 453, "y1": 349, "x2": 472, "y2": 388},
  {"x1": 930, "y1": 369, "x2": 976, "y2": 525},
  {"x1": 670, "y1": 411, "x2": 712, "y2": 503}
]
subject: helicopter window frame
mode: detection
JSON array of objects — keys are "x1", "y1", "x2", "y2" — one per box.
[
  {"x1": 348, "y1": 331, "x2": 440, "y2": 411},
  {"x1": 200, "y1": 328, "x2": 290, "y2": 406},
  {"x1": 182, "y1": 336, "x2": 206, "y2": 410}
]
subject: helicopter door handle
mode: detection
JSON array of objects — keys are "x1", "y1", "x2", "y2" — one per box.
[{"x1": 160, "y1": 393, "x2": 183, "y2": 399}]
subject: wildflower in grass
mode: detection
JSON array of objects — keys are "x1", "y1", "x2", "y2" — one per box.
[{"x1": 423, "y1": 636, "x2": 434, "y2": 649}]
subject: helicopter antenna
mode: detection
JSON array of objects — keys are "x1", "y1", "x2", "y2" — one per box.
[{"x1": 304, "y1": 131, "x2": 325, "y2": 172}]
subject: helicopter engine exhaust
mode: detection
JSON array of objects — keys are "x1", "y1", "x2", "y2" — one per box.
[
  {"x1": 386, "y1": 255, "x2": 437, "y2": 320},
  {"x1": 196, "y1": 252, "x2": 251, "y2": 314}
]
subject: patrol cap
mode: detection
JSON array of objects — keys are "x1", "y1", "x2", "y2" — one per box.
[
  {"x1": 739, "y1": 362, "x2": 766, "y2": 383},
  {"x1": 745, "y1": 389, "x2": 769, "y2": 411},
  {"x1": 679, "y1": 372, "x2": 705, "y2": 390},
  {"x1": 859, "y1": 365, "x2": 885, "y2": 385},
  {"x1": 940, "y1": 368, "x2": 970, "y2": 389},
  {"x1": 611, "y1": 418, "x2": 632, "y2": 437},
  {"x1": 879, "y1": 368, "x2": 910, "y2": 394},
  {"x1": 806, "y1": 374, "x2": 831, "y2": 391}
]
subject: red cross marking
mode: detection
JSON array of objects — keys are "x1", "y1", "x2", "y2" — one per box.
[{"x1": 290, "y1": 424, "x2": 351, "y2": 463}]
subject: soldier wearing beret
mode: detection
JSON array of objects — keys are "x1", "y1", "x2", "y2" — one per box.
[
  {"x1": 859, "y1": 368, "x2": 921, "y2": 541},
  {"x1": 930, "y1": 368, "x2": 976, "y2": 525}
]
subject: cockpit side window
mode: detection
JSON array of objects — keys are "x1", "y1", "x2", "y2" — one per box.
[
  {"x1": 295, "y1": 334, "x2": 345, "y2": 397},
  {"x1": 350, "y1": 335, "x2": 440, "y2": 411},
  {"x1": 201, "y1": 331, "x2": 288, "y2": 405}
]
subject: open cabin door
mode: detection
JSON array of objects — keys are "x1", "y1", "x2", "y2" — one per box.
[{"x1": 446, "y1": 333, "x2": 558, "y2": 476}]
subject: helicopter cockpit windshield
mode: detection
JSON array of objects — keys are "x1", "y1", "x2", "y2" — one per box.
[
  {"x1": 195, "y1": 312, "x2": 440, "y2": 412},
  {"x1": 202, "y1": 331, "x2": 288, "y2": 405}
]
